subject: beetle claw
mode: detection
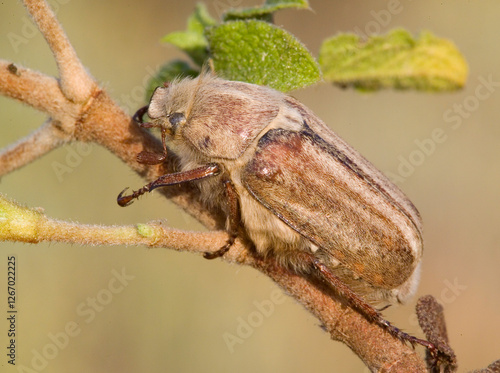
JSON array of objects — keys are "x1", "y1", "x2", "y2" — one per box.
[{"x1": 117, "y1": 188, "x2": 134, "y2": 207}]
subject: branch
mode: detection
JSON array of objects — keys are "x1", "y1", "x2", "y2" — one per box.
[
  {"x1": 469, "y1": 359, "x2": 500, "y2": 373},
  {"x1": 0, "y1": 60, "x2": 71, "y2": 118},
  {"x1": 417, "y1": 295, "x2": 457, "y2": 372},
  {"x1": 22, "y1": 0, "x2": 94, "y2": 102},
  {"x1": 0, "y1": 193, "x2": 223, "y2": 249},
  {"x1": 0, "y1": 194, "x2": 426, "y2": 371},
  {"x1": 0, "y1": 118, "x2": 68, "y2": 175}
]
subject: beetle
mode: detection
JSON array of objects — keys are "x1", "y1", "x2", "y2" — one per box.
[{"x1": 117, "y1": 71, "x2": 432, "y2": 350}]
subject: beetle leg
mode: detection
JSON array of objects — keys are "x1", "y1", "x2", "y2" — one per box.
[
  {"x1": 204, "y1": 180, "x2": 240, "y2": 259},
  {"x1": 132, "y1": 105, "x2": 149, "y2": 124},
  {"x1": 311, "y1": 259, "x2": 438, "y2": 357},
  {"x1": 203, "y1": 239, "x2": 234, "y2": 260},
  {"x1": 136, "y1": 151, "x2": 167, "y2": 165},
  {"x1": 117, "y1": 164, "x2": 220, "y2": 206}
]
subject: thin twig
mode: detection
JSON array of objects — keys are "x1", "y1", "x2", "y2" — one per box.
[
  {"x1": 0, "y1": 60, "x2": 72, "y2": 118},
  {"x1": 0, "y1": 193, "x2": 426, "y2": 371},
  {"x1": 417, "y1": 295, "x2": 457, "y2": 372},
  {"x1": 22, "y1": 0, "x2": 95, "y2": 102},
  {"x1": 0, "y1": 118, "x2": 69, "y2": 176}
]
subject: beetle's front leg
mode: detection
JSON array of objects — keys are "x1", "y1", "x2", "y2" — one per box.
[
  {"x1": 204, "y1": 180, "x2": 240, "y2": 259},
  {"x1": 117, "y1": 164, "x2": 220, "y2": 206},
  {"x1": 132, "y1": 105, "x2": 169, "y2": 165}
]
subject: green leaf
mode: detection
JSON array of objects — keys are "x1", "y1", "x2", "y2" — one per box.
[
  {"x1": 207, "y1": 20, "x2": 320, "y2": 92},
  {"x1": 223, "y1": 0, "x2": 309, "y2": 21},
  {"x1": 145, "y1": 60, "x2": 199, "y2": 101},
  {"x1": 319, "y1": 29, "x2": 468, "y2": 91},
  {"x1": 162, "y1": 32, "x2": 208, "y2": 66},
  {"x1": 187, "y1": 3, "x2": 216, "y2": 33},
  {"x1": 161, "y1": 3, "x2": 215, "y2": 66}
]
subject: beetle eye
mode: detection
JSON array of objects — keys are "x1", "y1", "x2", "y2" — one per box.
[{"x1": 169, "y1": 112, "x2": 186, "y2": 128}]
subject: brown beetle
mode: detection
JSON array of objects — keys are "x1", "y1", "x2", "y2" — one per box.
[{"x1": 118, "y1": 72, "x2": 433, "y2": 351}]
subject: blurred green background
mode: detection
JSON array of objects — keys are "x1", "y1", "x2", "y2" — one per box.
[{"x1": 1, "y1": 1, "x2": 499, "y2": 372}]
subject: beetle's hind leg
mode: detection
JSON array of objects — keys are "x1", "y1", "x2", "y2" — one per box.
[{"x1": 311, "y1": 259, "x2": 439, "y2": 358}]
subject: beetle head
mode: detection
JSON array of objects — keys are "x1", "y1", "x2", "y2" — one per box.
[
  {"x1": 147, "y1": 74, "x2": 282, "y2": 160},
  {"x1": 147, "y1": 77, "x2": 198, "y2": 138}
]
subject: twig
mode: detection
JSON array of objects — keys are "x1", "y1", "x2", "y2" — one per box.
[
  {"x1": 469, "y1": 360, "x2": 500, "y2": 373},
  {"x1": 0, "y1": 118, "x2": 68, "y2": 176},
  {"x1": 22, "y1": 0, "x2": 94, "y2": 102},
  {"x1": 417, "y1": 295, "x2": 457, "y2": 372},
  {"x1": 0, "y1": 194, "x2": 426, "y2": 371},
  {"x1": 0, "y1": 60, "x2": 71, "y2": 118}
]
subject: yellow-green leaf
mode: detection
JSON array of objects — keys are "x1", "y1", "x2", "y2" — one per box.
[{"x1": 319, "y1": 29, "x2": 468, "y2": 91}]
